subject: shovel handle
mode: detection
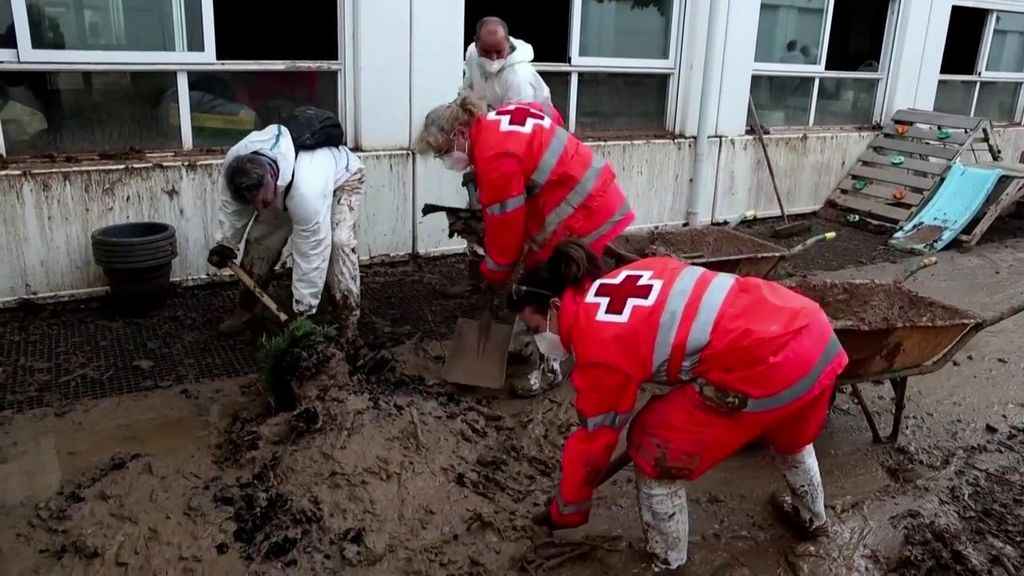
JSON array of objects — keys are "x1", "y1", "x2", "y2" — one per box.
[
  {"x1": 728, "y1": 210, "x2": 757, "y2": 229},
  {"x1": 899, "y1": 257, "x2": 938, "y2": 284},
  {"x1": 787, "y1": 232, "x2": 837, "y2": 256},
  {"x1": 227, "y1": 262, "x2": 290, "y2": 324}
]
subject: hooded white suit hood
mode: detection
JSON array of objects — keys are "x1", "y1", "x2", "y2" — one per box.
[{"x1": 463, "y1": 37, "x2": 552, "y2": 109}]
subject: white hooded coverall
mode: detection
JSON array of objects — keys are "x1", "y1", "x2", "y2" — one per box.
[
  {"x1": 462, "y1": 37, "x2": 552, "y2": 110},
  {"x1": 217, "y1": 124, "x2": 365, "y2": 337}
]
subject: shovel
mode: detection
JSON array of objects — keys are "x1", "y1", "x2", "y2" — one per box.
[
  {"x1": 441, "y1": 288, "x2": 514, "y2": 389},
  {"x1": 227, "y1": 262, "x2": 290, "y2": 324}
]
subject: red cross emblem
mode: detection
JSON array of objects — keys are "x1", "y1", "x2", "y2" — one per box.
[
  {"x1": 489, "y1": 106, "x2": 551, "y2": 134},
  {"x1": 584, "y1": 270, "x2": 662, "y2": 323}
]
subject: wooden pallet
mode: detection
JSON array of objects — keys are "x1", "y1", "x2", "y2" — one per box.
[{"x1": 824, "y1": 109, "x2": 1002, "y2": 228}]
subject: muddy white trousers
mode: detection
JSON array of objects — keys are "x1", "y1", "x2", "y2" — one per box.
[
  {"x1": 239, "y1": 169, "x2": 365, "y2": 338},
  {"x1": 636, "y1": 443, "x2": 826, "y2": 570}
]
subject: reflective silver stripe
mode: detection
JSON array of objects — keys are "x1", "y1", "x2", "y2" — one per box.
[
  {"x1": 651, "y1": 267, "x2": 705, "y2": 379},
  {"x1": 483, "y1": 254, "x2": 514, "y2": 272},
  {"x1": 530, "y1": 127, "x2": 570, "y2": 186},
  {"x1": 533, "y1": 156, "x2": 606, "y2": 247},
  {"x1": 743, "y1": 332, "x2": 843, "y2": 413},
  {"x1": 583, "y1": 411, "x2": 632, "y2": 432},
  {"x1": 581, "y1": 200, "x2": 631, "y2": 245},
  {"x1": 555, "y1": 493, "x2": 592, "y2": 515},
  {"x1": 680, "y1": 274, "x2": 737, "y2": 380},
  {"x1": 484, "y1": 193, "x2": 526, "y2": 216}
]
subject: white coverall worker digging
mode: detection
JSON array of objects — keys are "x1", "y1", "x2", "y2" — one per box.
[{"x1": 214, "y1": 124, "x2": 365, "y2": 338}]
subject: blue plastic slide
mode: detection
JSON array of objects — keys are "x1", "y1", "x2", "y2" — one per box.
[{"x1": 889, "y1": 162, "x2": 1003, "y2": 254}]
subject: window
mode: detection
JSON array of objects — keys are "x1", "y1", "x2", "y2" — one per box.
[
  {"x1": 935, "y1": 7, "x2": 1024, "y2": 123},
  {"x1": 464, "y1": 0, "x2": 681, "y2": 136},
  {"x1": 751, "y1": 0, "x2": 896, "y2": 128},
  {"x1": 0, "y1": 0, "x2": 344, "y2": 157}
]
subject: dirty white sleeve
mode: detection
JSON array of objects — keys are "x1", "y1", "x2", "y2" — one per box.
[{"x1": 285, "y1": 148, "x2": 339, "y2": 315}]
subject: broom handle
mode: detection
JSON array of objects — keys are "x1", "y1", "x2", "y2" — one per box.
[
  {"x1": 748, "y1": 98, "x2": 789, "y2": 223},
  {"x1": 228, "y1": 262, "x2": 290, "y2": 324}
]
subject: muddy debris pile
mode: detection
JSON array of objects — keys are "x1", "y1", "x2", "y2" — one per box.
[
  {"x1": 889, "y1": 425, "x2": 1024, "y2": 575},
  {"x1": 19, "y1": 345, "x2": 591, "y2": 575}
]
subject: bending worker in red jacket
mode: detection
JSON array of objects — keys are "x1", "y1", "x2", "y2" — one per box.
[
  {"x1": 511, "y1": 241, "x2": 848, "y2": 571},
  {"x1": 415, "y1": 94, "x2": 635, "y2": 397}
]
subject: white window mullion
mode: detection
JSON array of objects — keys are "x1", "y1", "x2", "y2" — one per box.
[
  {"x1": 818, "y1": 0, "x2": 837, "y2": 70},
  {"x1": 176, "y1": 71, "x2": 193, "y2": 150},
  {"x1": 808, "y1": 77, "x2": 820, "y2": 126},
  {"x1": 569, "y1": 0, "x2": 583, "y2": 65},
  {"x1": 568, "y1": 72, "x2": 579, "y2": 133},
  {"x1": 875, "y1": 0, "x2": 901, "y2": 123},
  {"x1": 171, "y1": 0, "x2": 185, "y2": 51},
  {"x1": 201, "y1": 0, "x2": 217, "y2": 58},
  {"x1": 977, "y1": 11, "x2": 997, "y2": 75},
  {"x1": 1013, "y1": 81, "x2": 1024, "y2": 123}
]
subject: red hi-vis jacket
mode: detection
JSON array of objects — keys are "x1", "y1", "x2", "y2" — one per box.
[
  {"x1": 470, "y1": 103, "x2": 635, "y2": 284},
  {"x1": 548, "y1": 257, "x2": 846, "y2": 527}
]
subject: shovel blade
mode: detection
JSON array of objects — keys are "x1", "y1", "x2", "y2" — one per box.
[{"x1": 442, "y1": 318, "x2": 513, "y2": 389}]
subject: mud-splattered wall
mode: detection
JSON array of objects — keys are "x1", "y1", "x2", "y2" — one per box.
[{"x1": 4, "y1": 126, "x2": 1024, "y2": 301}]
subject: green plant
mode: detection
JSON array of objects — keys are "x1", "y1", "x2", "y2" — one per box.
[{"x1": 258, "y1": 317, "x2": 337, "y2": 410}]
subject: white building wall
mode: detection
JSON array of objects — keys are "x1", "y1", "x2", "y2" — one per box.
[{"x1": 7, "y1": 0, "x2": 1024, "y2": 301}]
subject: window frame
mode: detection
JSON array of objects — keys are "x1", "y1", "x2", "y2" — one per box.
[
  {"x1": 937, "y1": 5, "x2": 1024, "y2": 123},
  {"x1": 750, "y1": 0, "x2": 900, "y2": 129},
  {"x1": 568, "y1": 0, "x2": 683, "y2": 70},
  {"x1": 0, "y1": 0, "x2": 347, "y2": 157},
  {"x1": 9, "y1": 0, "x2": 218, "y2": 64}
]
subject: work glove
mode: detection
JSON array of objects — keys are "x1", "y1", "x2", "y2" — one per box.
[{"x1": 207, "y1": 244, "x2": 237, "y2": 269}]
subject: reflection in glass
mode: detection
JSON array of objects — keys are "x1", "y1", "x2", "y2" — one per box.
[
  {"x1": 749, "y1": 75, "x2": 813, "y2": 127},
  {"x1": 755, "y1": 0, "x2": 826, "y2": 65},
  {"x1": 934, "y1": 81, "x2": 976, "y2": 116},
  {"x1": 576, "y1": 73, "x2": 668, "y2": 135},
  {"x1": 815, "y1": 78, "x2": 878, "y2": 126},
  {"x1": 579, "y1": 0, "x2": 674, "y2": 59},
  {"x1": 976, "y1": 82, "x2": 1021, "y2": 122},
  {"x1": 25, "y1": 0, "x2": 203, "y2": 52}
]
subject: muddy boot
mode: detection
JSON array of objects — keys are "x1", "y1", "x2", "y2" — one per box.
[
  {"x1": 510, "y1": 356, "x2": 562, "y2": 398},
  {"x1": 771, "y1": 445, "x2": 830, "y2": 540},
  {"x1": 769, "y1": 492, "x2": 830, "y2": 540},
  {"x1": 218, "y1": 307, "x2": 255, "y2": 334},
  {"x1": 636, "y1": 474, "x2": 690, "y2": 572}
]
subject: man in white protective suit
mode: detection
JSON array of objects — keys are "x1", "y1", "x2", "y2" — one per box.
[{"x1": 207, "y1": 111, "x2": 365, "y2": 340}]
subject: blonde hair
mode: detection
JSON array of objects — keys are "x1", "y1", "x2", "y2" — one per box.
[{"x1": 414, "y1": 92, "x2": 487, "y2": 155}]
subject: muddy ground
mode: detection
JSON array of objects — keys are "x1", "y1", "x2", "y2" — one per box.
[{"x1": 3, "y1": 228, "x2": 1024, "y2": 575}]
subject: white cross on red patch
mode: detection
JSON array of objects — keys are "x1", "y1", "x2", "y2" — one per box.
[
  {"x1": 585, "y1": 270, "x2": 663, "y2": 323},
  {"x1": 488, "y1": 106, "x2": 552, "y2": 134}
]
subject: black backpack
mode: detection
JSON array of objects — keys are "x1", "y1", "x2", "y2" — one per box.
[{"x1": 281, "y1": 106, "x2": 346, "y2": 150}]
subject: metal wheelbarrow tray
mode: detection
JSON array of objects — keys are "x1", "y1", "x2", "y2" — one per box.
[
  {"x1": 613, "y1": 226, "x2": 832, "y2": 278},
  {"x1": 787, "y1": 278, "x2": 1024, "y2": 444}
]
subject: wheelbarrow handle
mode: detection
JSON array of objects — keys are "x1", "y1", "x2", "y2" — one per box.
[
  {"x1": 899, "y1": 257, "x2": 939, "y2": 284},
  {"x1": 983, "y1": 298, "x2": 1024, "y2": 329},
  {"x1": 787, "y1": 232, "x2": 837, "y2": 256},
  {"x1": 728, "y1": 210, "x2": 757, "y2": 229}
]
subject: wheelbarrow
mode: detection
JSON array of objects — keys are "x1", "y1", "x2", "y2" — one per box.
[
  {"x1": 787, "y1": 276, "x2": 1024, "y2": 444},
  {"x1": 612, "y1": 225, "x2": 835, "y2": 279}
]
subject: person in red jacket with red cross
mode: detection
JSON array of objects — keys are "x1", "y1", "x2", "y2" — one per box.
[
  {"x1": 415, "y1": 94, "x2": 636, "y2": 397},
  {"x1": 510, "y1": 240, "x2": 848, "y2": 572}
]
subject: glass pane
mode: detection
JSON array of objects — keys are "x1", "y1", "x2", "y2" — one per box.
[
  {"x1": 987, "y1": 12, "x2": 1024, "y2": 73},
  {"x1": 940, "y1": 6, "x2": 987, "y2": 75},
  {"x1": 26, "y1": 0, "x2": 203, "y2": 52},
  {"x1": 576, "y1": 73, "x2": 667, "y2": 136},
  {"x1": 933, "y1": 80, "x2": 976, "y2": 116},
  {"x1": 0, "y1": 71, "x2": 179, "y2": 155},
  {"x1": 214, "y1": 0, "x2": 337, "y2": 60},
  {"x1": 0, "y1": 0, "x2": 15, "y2": 49},
  {"x1": 814, "y1": 78, "x2": 878, "y2": 126},
  {"x1": 579, "y1": 0, "x2": 674, "y2": 60},
  {"x1": 749, "y1": 76, "x2": 813, "y2": 127},
  {"x1": 178, "y1": 72, "x2": 339, "y2": 148},
  {"x1": 824, "y1": 0, "x2": 890, "y2": 72},
  {"x1": 976, "y1": 82, "x2": 1021, "y2": 122},
  {"x1": 755, "y1": 0, "x2": 826, "y2": 65},
  {"x1": 463, "y1": 1, "x2": 571, "y2": 64},
  {"x1": 539, "y1": 72, "x2": 569, "y2": 120}
]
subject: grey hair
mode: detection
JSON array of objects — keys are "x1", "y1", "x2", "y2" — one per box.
[
  {"x1": 225, "y1": 154, "x2": 271, "y2": 204},
  {"x1": 414, "y1": 93, "x2": 487, "y2": 156},
  {"x1": 475, "y1": 16, "x2": 509, "y2": 38}
]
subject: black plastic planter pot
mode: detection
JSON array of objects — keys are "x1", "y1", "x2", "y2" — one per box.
[{"x1": 91, "y1": 222, "x2": 178, "y2": 315}]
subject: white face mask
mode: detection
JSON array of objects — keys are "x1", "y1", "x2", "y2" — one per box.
[
  {"x1": 534, "y1": 310, "x2": 569, "y2": 361},
  {"x1": 441, "y1": 137, "x2": 470, "y2": 172},
  {"x1": 480, "y1": 58, "x2": 506, "y2": 75}
]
